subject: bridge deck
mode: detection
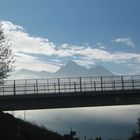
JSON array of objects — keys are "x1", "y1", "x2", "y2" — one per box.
[{"x1": 0, "y1": 75, "x2": 140, "y2": 111}]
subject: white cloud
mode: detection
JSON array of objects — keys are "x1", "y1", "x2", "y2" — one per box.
[
  {"x1": 74, "y1": 58, "x2": 96, "y2": 68},
  {"x1": 1, "y1": 21, "x2": 140, "y2": 73},
  {"x1": 1, "y1": 21, "x2": 24, "y2": 31},
  {"x1": 113, "y1": 37, "x2": 135, "y2": 48},
  {"x1": 15, "y1": 52, "x2": 60, "y2": 72},
  {"x1": 1, "y1": 21, "x2": 56, "y2": 56}
]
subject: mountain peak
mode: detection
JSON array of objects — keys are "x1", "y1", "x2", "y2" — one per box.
[
  {"x1": 95, "y1": 65, "x2": 107, "y2": 70},
  {"x1": 65, "y1": 61, "x2": 79, "y2": 67},
  {"x1": 54, "y1": 61, "x2": 87, "y2": 77}
]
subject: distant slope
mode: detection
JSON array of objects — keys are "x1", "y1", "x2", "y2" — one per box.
[
  {"x1": 88, "y1": 65, "x2": 114, "y2": 76},
  {"x1": 10, "y1": 69, "x2": 52, "y2": 79},
  {"x1": 10, "y1": 61, "x2": 114, "y2": 79},
  {"x1": 16, "y1": 69, "x2": 39, "y2": 75},
  {"x1": 0, "y1": 112, "x2": 64, "y2": 140}
]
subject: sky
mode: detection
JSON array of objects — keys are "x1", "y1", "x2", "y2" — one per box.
[
  {"x1": 1, "y1": 1, "x2": 140, "y2": 139},
  {"x1": 0, "y1": 0, "x2": 140, "y2": 74}
]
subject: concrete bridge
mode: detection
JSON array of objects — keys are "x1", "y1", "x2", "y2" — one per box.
[{"x1": 0, "y1": 75, "x2": 140, "y2": 111}]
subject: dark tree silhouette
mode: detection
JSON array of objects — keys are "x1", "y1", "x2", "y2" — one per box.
[
  {"x1": 137, "y1": 116, "x2": 140, "y2": 134},
  {"x1": 95, "y1": 136, "x2": 102, "y2": 140},
  {"x1": 0, "y1": 23, "x2": 14, "y2": 83},
  {"x1": 129, "y1": 115, "x2": 140, "y2": 140}
]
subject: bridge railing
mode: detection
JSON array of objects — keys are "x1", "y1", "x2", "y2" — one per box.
[{"x1": 0, "y1": 75, "x2": 140, "y2": 96}]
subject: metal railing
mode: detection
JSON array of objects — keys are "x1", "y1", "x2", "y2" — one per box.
[{"x1": 0, "y1": 75, "x2": 140, "y2": 96}]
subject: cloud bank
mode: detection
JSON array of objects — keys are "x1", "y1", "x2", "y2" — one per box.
[
  {"x1": 113, "y1": 37, "x2": 135, "y2": 48},
  {"x1": 1, "y1": 21, "x2": 140, "y2": 74}
]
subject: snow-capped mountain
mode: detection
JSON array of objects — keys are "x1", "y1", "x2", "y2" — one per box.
[{"x1": 9, "y1": 61, "x2": 114, "y2": 79}]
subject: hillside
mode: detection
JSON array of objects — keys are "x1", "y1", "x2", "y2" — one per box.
[{"x1": 0, "y1": 112, "x2": 64, "y2": 140}]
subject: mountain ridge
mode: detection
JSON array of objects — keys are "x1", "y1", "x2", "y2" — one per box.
[
  {"x1": 9, "y1": 61, "x2": 114, "y2": 79},
  {"x1": 54, "y1": 61, "x2": 88, "y2": 77}
]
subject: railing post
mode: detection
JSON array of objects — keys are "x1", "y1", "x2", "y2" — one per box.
[
  {"x1": 94, "y1": 81, "x2": 96, "y2": 91},
  {"x1": 44, "y1": 84, "x2": 46, "y2": 94},
  {"x1": 101, "y1": 76, "x2": 103, "y2": 91},
  {"x1": 54, "y1": 83, "x2": 56, "y2": 93},
  {"x1": 47, "y1": 79, "x2": 49, "y2": 93},
  {"x1": 74, "y1": 82, "x2": 76, "y2": 93},
  {"x1": 79, "y1": 77, "x2": 82, "y2": 92},
  {"x1": 121, "y1": 76, "x2": 124, "y2": 90},
  {"x1": 58, "y1": 78, "x2": 60, "y2": 93},
  {"x1": 13, "y1": 80, "x2": 16, "y2": 95},
  {"x1": 69, "y1": 78, "x2": 71, "y2": 92},
  {"x1": 90, "y1": 77, "x2": 93, "y2": 91},
  {"x1": 24, "y1": 80, "x2": 27, "y2": 95},
  {"x1": 34, "y1": 84, "x2": 36, "y2": 94},
  {"x1": 132, "y1": 75, "x2": 135, "y2": 90},
  {"x1": 113, "y1": 81, "x2": 115, "y2": 91},
  {"x1": 36, "y1": 79, "x2": 38, "y2": 94},
  {"x1": 64, "y1": 83, "x2": 66, "y2": 92},
  {"x1": 3, "y1": 84, "x2": 4, "y2": 96}
]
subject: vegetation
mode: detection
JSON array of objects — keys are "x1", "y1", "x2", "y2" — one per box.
[
  {"x1": 0, "y1": 112, "x2": 65, "y2": 140},
  {"x1": 129, "y1": 116, "x2": 140, "y2": 140},
  {"x1": 0, "y1": 23, "x2": 14, "y2": 83},
  {"x1": 95, "y1": 136, "x2": 102, "y2": 140}
]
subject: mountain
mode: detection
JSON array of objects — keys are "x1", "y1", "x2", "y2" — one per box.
[
  {"x1": 9, "y1": 61, "x2": 114, "y2": 79},
  {"x1": 9, "y1": 69, "x2": 52, "y2": 79},
  {"x1": 54, "y1": 61, "x2": 114, "y2": 77},
  {"x1": 54, "y1": 61, "x2": 88, "y2": 77},
  {"x1": 88, "y1": 65, "x2": 114, "y2": 76},
  {"x1": 16, "y1": 69, "x2": 39, "y2": 76},
  {"x1": 39, "y1": 70, "x2": 53, "y2": 77}
]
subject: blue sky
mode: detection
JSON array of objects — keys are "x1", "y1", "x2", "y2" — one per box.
[{"x1": 0, "y1": 0, "x2": 140, "y2": 74}]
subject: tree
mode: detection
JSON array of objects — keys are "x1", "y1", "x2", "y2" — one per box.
[
  {"x1": 95, "y1": 136, "x2": 102, "y2": 140},
  {"x1": 0, "y1": 23, "x2": 14, "y2": 83},
  {"x1": 137, "y1": 115, "x2": 140, "y2": 134},
  {"x1": 129, "y1": 115, "x2": 140, "y2": 140}
]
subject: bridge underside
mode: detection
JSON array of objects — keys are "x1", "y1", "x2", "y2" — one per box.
[{"x1": 0, "y1": 90, "x2": 140, "y2": 111}]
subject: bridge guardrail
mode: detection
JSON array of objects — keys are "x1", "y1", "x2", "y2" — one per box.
[{"x1": 0, "y1": 75, "x2": 140, "y2": 96}]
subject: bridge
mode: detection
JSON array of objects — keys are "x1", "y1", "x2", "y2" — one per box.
[{"x1": 0, "y1": 75, "x2": 140, "y2": 111}]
